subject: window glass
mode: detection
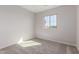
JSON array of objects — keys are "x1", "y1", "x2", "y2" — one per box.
[
  {"x1": 44, "y1": 16, "x2": 50, "y2": 27},
  {"x1": 44, "y1": 15, "x2": 57, "y2": 28},
  {"x1": 50, "y1": 15, "x2": 56, "y2": 27}
]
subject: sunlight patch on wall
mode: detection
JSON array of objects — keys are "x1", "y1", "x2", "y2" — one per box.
[{"x1": 17, "y1": 40, "x2": 41, "y2": 47}]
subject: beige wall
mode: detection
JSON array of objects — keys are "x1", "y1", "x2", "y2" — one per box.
[
  {"x1": 35, "y1": 6, "x2": 77, "y2": 46},
  {"x1": 0, "y1": 5, "x2": 77, "y2": 49},
  {"x1": 77, "y1": 6, "x2": 79, "y2": 51},
  {"x1": 0, "y1": 6, "x2": 35, "y2": 49}
]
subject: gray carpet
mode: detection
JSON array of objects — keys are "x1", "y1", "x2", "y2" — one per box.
[{"x1": 0, "y1": 38, "x2": 78, "y2": 54}]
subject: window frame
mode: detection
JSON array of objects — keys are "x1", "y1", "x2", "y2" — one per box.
[{"x1": 44, "y1": 15, "x2": 57, "y2": 28}]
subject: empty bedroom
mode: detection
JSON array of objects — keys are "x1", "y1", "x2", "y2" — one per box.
[{"x1": 0, "y1": 5, "x2": 79, "y2": 54}]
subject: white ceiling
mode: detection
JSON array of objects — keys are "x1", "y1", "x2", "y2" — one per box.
[{"x1": 20, "y1": 5, "x2": 61, "y2": 13}]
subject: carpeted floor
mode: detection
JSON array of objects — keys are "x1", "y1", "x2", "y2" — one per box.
[{"x1": 0, "y1": 38, "x2": 78, "y2": 54}]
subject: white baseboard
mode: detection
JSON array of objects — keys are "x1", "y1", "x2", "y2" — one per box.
[
  {"x1": 0, "y1": 37, "x2": 35, "y2": 49},
  {"x1": 0, "y1": 42, "x2": 16, "y2": 49},
  {"x1": 35, "y1": 36, "x2": 76, "y2": 47},
  {"x1": 0, "y1": 37, "x2": 76, "y2": 50}
]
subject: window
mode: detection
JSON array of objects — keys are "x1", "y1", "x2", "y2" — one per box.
[{"x1": 44, "y1": 15, "x2": 57, "y2": 28}]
